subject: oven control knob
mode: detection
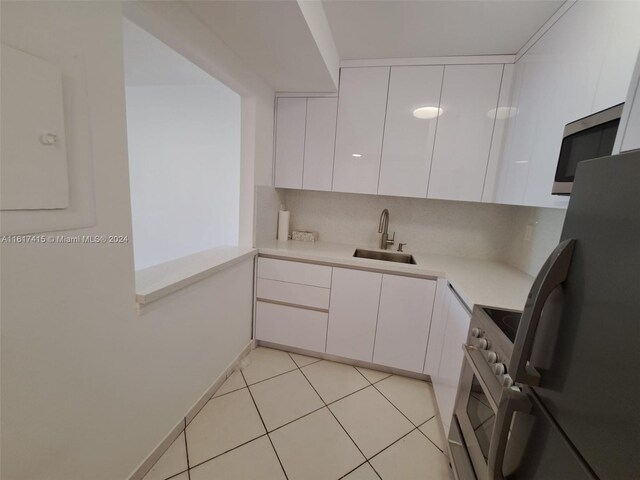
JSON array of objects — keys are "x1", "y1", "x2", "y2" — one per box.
[
  {"x1": 487, "y1": 351, "x2": 498, "y2": 364},
  {"x1": 478, "y1": 338, "x2": 490, "y2": 350},
  {"x1": 494, "y1": 363, "x2": 506, "y2": 375},
  {"x1": 471, "y1": 328, "x2": 482, "y2": 338},
  {"x1": 502, "y1": 375, "x2": 514, "y2": 388}
]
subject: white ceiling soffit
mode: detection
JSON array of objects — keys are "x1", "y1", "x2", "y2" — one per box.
[
  {"x1": 322, "y1": 0, "x2": 566, "y2": 60},
  {"x1": 184, "y1": 0, "x2": 339, "y2": 93},
  {"x1": 122, "y1": 17, "x2": 224, "y2": 87}
]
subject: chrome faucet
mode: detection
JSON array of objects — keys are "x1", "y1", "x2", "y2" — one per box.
[{"x1": 378, "y1": 209, "x2": 395, "y2": 250}]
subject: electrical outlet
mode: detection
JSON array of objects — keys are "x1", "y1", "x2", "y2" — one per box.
[{"x1": 524, "y1": 223, "x2": 534, "y2": 241}]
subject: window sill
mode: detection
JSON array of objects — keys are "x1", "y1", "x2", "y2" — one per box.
[{"x1": 135, "y1": 246, "x2": 257, "y2": 305}]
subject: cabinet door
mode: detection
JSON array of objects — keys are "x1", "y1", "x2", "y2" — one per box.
[
  {"x1": 427, "y1": 64, "x2": 503, "y2": 202},
  {"x1": 274, "y1": 97, "x2": 306, "y2": 188},
  {"x1": 256, "y1": 301, "x2": 328, "y2": 353},
  {"x1": 373, "y1": 275, "x2": 436, "y2": 373},
  {"x1": 378, "y1": 66, "x2": 443, "y2": 198},
  {"x1": 303, "y1": 97, "x2": 338, "y2": 191},
  {"x1": 423, "y1": 278, "x2": 450, "y2": 375},
  {"x1": 433, "y1": 287, "x2": 471, "y2": 433},
  {"x1": 326, "y1": 268, "x2": 382, "y2": 362},
  {"x1": 332, "y1": 67, "x2": 390, "y2": 194}
]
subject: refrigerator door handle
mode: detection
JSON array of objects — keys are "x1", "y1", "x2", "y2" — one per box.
[
  {"x1": 511, "y1": 239, "x2": 576, "y2": 386},
  {"x1": 487, "y1": 387, "x2": 531, "y2": 480}
]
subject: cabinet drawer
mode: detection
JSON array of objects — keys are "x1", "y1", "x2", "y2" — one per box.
[
  {"x1": 257, "y1": 278, "x2": 330, "y2": 310},
  {"x1": 255, "y1": 301, "x2": 328, "y2": 353},
  {"x1": 257, "y1": 257, "x2": 332, "y2": 288}
]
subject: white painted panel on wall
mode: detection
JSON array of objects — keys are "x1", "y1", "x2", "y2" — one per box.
[
  {"x1": 274, "y1": 97, "x2": 306, "y2": 188},
  {"x1": 303, "y1": 97, "x2": 338, "y2": 191},
  {"x1": 427, "y1": 64, "x2": 502, "y2": 202},
  {"x1": 378, "y1": 65, "x2": 443, "y2": 198},
  {"x1": 332, "y1": 66, "x2": 390, "y2": 194},
  {"x1": 1, "y1": 44, "x2": 69, "y2": 210},
  {"x1": 326, "y1": 267, "x2": 382, "y2": 362}
]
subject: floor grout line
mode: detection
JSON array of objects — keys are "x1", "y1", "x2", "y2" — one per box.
[
  {"x1": 244, "y1": 366, "x2": 300, "y2": 388},
  {"x1": 186, "y1": 433, "x2": 270, "y2": 472},
  {"x1": 353, "y1": 363, "x2": 447, "y2": 455},
  {"x1": 289, "y1": 352, "x2": 396, "y2": 478},
  {"x1": 182, "y1": 347, "x2": 446, "y2": 478},
  {"x1": 183, "y1": 418, "x2": 191, "y2": 480},
  {"x1": 287, "y1": 352, "x2": 374, "y2": 469},
  {"x1": 415, "y1": 415, "x2": 445, "y2": 453},
  {"x1": 240, "y1": 369, "x2": 290, "y2": 480}
]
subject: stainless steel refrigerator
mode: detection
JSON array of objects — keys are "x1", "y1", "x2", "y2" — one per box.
[{"x1": 499, "y1": 150, "x2": 640, "y2": 479}]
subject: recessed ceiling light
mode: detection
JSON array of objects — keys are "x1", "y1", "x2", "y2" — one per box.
[
  {"x1": 351, "y1": 153, "x2": 362, "y2": 158},
  {"x1": 412, "y1": 106, "x2": 443, "y2": 119},
  {"x1": 488, "y1": 106, "x2": 518, "y2": 119}
]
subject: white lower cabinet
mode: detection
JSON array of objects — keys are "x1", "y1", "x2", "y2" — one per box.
[
  {"x1": 255, "y1": 257, "x2": 453, "y2": 377},
  {"x1": 373, "y1": 275, "x2": 436, "y2": 372},
  {"x1": 326, "y1": 268, "x2": 382, "y2": 362},
  {"x1": 429, "y1": 284, "x2": 471, "y2": 435},
  {"x1": 255, "y1": 301, "x2": 328, "y2": 353}
]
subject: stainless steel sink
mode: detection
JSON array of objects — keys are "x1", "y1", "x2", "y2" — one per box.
[{"x1": 353, "y1": 248, "x2": 417, "y2": 265}]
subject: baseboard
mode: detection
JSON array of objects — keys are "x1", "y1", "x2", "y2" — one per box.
[{"x1": 128, "y1": 339, "x2": 256, "y2": 480}]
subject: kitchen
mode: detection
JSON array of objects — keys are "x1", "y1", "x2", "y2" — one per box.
[{"x1": 1, "y1": 1, "x2": 639, "y2": 480}]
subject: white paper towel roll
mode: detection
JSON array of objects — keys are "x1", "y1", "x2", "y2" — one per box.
[{"x1": 278, "y1": 209, "x2": 290, "y2": 241}]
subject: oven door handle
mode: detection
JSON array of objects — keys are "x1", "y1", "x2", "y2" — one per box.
[
  {"x1": 462, "y1": 344, "x2": 499, "y2": 412},
  {"x1": 487, "y1": 387, "x2": 531, "y2": 480}
]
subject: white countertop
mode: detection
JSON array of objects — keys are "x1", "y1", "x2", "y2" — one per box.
[
  {"x1": 136, "y1": 246, "x2": 257, "y2": 305},
  {"x1": 258, "y1": 240, "x2": 533, "y2": 311}
]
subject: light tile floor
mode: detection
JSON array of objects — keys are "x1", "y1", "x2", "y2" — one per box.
[{"x1": 143, "y1": 347, "x2": 452, "y2": 480}]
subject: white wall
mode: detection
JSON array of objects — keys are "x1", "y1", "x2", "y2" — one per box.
[
  {"x1": 0, "y1": 2, "x2": 271, "y2": 479},
  {"x1": 126, "y1": 84, "x2": 241, "y2": 269}
]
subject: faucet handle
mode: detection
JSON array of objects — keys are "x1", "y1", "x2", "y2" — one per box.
[
  {"x1": 397, "y1": 243, "x2": 407, "y2": 252},
  {"x1": 386, "y1": 231, "x2": 395, "y2": 245}
]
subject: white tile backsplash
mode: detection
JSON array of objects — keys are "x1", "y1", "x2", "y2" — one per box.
[{"x1": 255, "y1": 188, "x2": 565, "y2": 276}]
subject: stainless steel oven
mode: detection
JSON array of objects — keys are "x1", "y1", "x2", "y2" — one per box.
[{"x1": 450, "y1": 307, "x2": 516, "y2": 480}]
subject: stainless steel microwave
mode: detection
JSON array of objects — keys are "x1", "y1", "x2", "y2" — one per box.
[{"x1": 552, "y1": 103, "x2": 623, "y2": 195}]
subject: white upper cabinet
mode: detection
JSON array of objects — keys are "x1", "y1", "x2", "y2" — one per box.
[
  {"x1": 373, "y1": 275, "x2": 436, "y2": 373},
  {"x1": 496, "y1": 1, "x2": 640, "y2": 208},
  {"x1": 274, "y1": 97, "x2": 306, "y2": 188},
  {"x1": 427, "y1": 64, "x2": 503, "y2": 202},
  {"x1": 302, "y1": 97, "x2": 338, "y2": 191},
  {"x1": 378, "y1": 66, "x2": 444, "y2": 198},
  {"x1": 332, "y1": 67, "x2": 390, "y2": 194}
]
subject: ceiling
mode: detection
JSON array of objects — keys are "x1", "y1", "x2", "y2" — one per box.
[
  {"x1": 322, "y1": 0, "x2": 565, "y2": 60},
  {"x1": 161, "y1": 0, "x2": 566, "y2": 93},
  {"x1": 123, "y1": 18, "x2": 222, "y2": 87},
  {"x1": 184, "y1": 1, "x2": 337, "y2": 92}
]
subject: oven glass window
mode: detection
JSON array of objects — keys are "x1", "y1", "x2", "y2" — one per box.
[{"x1": 467, "y1": 375, "x2": 496, "y2": 461}]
